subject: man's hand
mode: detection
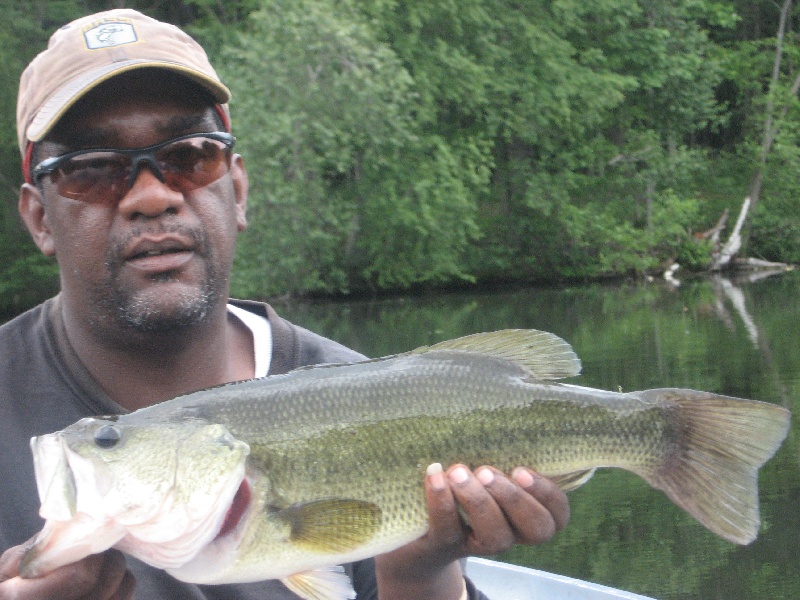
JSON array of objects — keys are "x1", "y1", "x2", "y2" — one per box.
[
  {"x1": 374, "y1": 463, "x2": 569, "y2": 599},
  {"x1": 0, "y1": 541, "x2": 135, "y2": 600}
]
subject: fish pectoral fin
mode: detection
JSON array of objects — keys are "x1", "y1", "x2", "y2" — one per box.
[
  {"x1": 550, "y1": 468, "x2": 596, "y2": 492},
  {"x1": 282, "y1": 566, "x2": 356, "y2": 600},
  {"x1": 277, "y1": 498, "x2": 382, "y2": 553}
]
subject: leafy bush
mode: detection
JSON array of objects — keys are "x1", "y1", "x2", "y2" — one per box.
[{"x1": 0, "y1": 253, "x2": 58, "y2": 315}]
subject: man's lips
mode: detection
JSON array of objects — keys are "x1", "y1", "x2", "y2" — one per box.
[{"x1": 123, "y1": 237, "x2": 197, "y2": 273}]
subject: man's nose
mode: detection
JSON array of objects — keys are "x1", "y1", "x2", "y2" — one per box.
[{"x1": 116, "y1": 163, "x2": 184, "y2": 218}]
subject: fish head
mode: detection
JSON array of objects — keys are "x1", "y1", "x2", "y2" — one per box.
[{"x1": 20, "y1": 414, "x2": 250, "y2": 578}]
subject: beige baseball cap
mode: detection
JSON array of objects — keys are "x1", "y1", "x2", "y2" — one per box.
[{"x1": 17, "y1": 8, "x2": 231, "y2": 156}]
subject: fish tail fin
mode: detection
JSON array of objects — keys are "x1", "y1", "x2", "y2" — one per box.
[{"x1": 636, "y1": 390, "x2": 790, "y2": 545}]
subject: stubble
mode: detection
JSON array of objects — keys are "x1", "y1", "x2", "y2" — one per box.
[{"x1": 99, "y1": 224, "x2": 227, "y2": 335}]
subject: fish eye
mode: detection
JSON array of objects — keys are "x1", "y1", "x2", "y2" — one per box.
[{"x1": 94, "y1": 424, "x2": 122, "y2": 449}]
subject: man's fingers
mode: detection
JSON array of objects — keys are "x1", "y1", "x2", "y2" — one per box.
[
  {"x1": 468, "y1": 466, "x2": 556, "y2": 545},
  {"x1": 0, "y1": 543, "x2": 26, "y2": 582},
  {"x1": 81, "y1": 549, "x2": 135, "y2": 600},
  {"x1": 0, "y1": 559, "x2": 99, "y2": 600},
  {"x1": 446, "y1": 465, "x2": 516, "y2": 555},
  {"x1": 419, "y1": 463, "x2": 571, "y2": 560},
  {"x1": 117, "y1": 568, "x2": 136, "y2": 600},
  {"x1": 422, "y1": 463, "x2": 465, "y2": 552},
  {"x1": 0, "y1": 544, "x2": 135, "y2": 600},
  {"x1": 512, "y1": 467, "x2": 570, "y2": 533}
]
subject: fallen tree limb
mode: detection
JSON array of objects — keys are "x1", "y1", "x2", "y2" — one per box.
[
  {"x1": 710, "y1": 197, "x2": 750, "y2": 271},
  {"x1": 732, "y1": 257, "x2": 794, "y2": 270}
]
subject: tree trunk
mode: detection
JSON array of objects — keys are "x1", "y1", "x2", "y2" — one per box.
[
  {"x1": 711, "y1": 197, "x2": 750, "y2": 271},
  {"x1": 748, "y1": 0, "x2": 793, "y2": 212}
]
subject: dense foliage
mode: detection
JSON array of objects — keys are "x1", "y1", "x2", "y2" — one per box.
[{"x1": 2, "y1": 0, "x2": 800, "y2": 309}]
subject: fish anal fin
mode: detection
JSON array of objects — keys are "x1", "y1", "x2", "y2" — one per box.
[
  {"x1": 278, "y1": 498, "x2": 382, "y2": 553},
  {"x1": 635, "y1": 389, "x2": 790, "y2": 545},
  {"x1": 550, "y1": 468, "x2": 596, "y2": 492},
  {"x1": 282, "y1": 566, "x2": 356, "y2": 600},
  {"x1": 413, "y1": 329, "x2": 582, "y2": 380}
]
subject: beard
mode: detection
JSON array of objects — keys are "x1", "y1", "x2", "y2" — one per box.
[
  {"x1": 105, "y1": 276, "x2": 217, "y2": 334},
  {"x1": 98, "y1": 224, "x2": 228, "y2": 336}
]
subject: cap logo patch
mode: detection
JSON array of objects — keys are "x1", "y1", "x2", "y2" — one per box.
[{"x1": 83, "y1": 18, "x2": 138, "y2": 50}]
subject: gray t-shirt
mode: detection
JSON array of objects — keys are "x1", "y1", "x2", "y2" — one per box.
[{"x1": 0, "y1": 296, "x2": 488, "y2": 599}]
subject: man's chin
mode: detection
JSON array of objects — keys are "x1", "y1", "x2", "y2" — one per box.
[{"x1": 106, "y1": 284, "x2": 218, "y2": 335}]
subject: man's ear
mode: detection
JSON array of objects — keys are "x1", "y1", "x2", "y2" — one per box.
[
  {"x1": 19, "y1": 183, "x2": 55, "y2": 256},
  {"x1": 231, "y1": 154, "x2": 248, "y2": 232}
]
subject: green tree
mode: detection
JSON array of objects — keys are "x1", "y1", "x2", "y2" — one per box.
[
  {"x1": 485, "y1": 0, "x2": 732, "y2": 279},
  {"x1": 223, "y1": 0, "x2": 482, "y2": 297},
  {"x1": 0, "y1": 1, "x2": 74, "y2": 313},
  {"x1": 713, "y1": 0, "x2": 800, "y2": 262}
]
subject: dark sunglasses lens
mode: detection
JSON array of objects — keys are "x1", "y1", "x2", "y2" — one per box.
[
  {"x1": 49, "y1": 135, "x2": 232, "y2": 203},
  {"x1": 156, "y1": 137, "x2": 231, "y2": 191},
  {"x1": 54, "y1": 153, "x2": 129, "y2": 202}
]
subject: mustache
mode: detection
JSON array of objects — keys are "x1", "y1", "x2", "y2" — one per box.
[{"x1": 105, "y1": 224, "x2": 209, "y2": 269}]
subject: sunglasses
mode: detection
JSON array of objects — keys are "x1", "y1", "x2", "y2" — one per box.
[{"x1": 31, "y1": 132, "x2": 235, "y2": 205}]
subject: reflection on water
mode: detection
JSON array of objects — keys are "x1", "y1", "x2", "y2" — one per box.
[{"x1": 277, "y1": 271, "x2": 799, "y2": 600}]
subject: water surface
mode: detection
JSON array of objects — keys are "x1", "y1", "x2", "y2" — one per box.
[{"x1": 277, "y1": 270, "x2": 799, "y2": 600}]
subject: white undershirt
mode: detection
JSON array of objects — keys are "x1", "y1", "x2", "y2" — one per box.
[{"x1": 227, "y1": 304, "x2": 272, "y2": 378}]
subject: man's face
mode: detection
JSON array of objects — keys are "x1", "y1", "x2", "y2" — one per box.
[{"x1": 27, "y1": 77, "x2": 247, "y2": 340}]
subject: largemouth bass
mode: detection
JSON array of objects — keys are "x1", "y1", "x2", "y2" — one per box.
[{"x1": 20, "y1": 330, "x2": 790, "y2": 600}]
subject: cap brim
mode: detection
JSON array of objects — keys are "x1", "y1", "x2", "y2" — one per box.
[{"x1": 26, "y1": 59, "x2": 231, "y2": 143}]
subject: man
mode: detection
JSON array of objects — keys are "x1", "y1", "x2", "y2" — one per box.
[{"x1": 0, "y1": 9, "x2": 568, "y2": 600}]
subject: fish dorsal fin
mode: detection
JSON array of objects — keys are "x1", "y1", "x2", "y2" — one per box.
[
  {"x1": 282, "y1": 565, "x2": 356, "y2": 600},
  {"x1": 276, "y1": 499, "x2": 382, "y2": 554},
  {"x1": 550, "y1": 468, "x2": 596, "y2": 492},
  {"x1": 412, "y1": 329, "x2": 582, "y2": 381}
]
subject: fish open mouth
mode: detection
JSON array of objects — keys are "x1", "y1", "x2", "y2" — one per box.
[{"x1": 215, "y1": 478, "x2": 252, "y2": 540}]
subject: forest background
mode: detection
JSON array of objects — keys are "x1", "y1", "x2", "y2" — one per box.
[{"x1": 2, "y1": 0, "x2": 800, "y2": 311}]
